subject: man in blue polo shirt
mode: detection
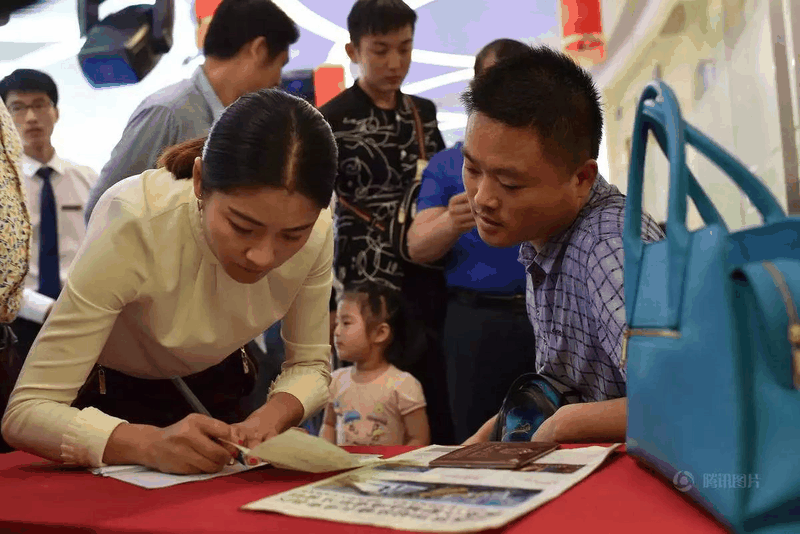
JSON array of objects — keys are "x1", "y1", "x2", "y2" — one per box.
[{"x1": 407, "y1": 39, "x2": 533, "y2": 442}]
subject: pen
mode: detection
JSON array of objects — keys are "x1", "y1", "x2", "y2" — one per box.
[{"x1": 170, "y1": 376, "x2": 247, "y2": 466}]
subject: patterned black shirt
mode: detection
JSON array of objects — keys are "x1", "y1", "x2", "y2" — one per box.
[{"x1": 320, "y1": 82, "x2": 445, "y2": 291}]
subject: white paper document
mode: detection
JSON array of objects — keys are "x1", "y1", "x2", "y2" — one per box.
[
  {"x1": 240, "y1": 428, "x2": 384, "y2": 473},
  {"x1": 90, "y1": 462, "x2": 261, "y2": 489},
  {"x1": 90, "y1": 428, "x2": 383, "y2": 489},
  {"x1": 242, "y1": 444, "x2": 621, "y2": 532}
]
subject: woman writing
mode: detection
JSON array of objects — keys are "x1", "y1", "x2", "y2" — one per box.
[{"x1": 2, "y1": 89, "x2": 338, "y2": 474}]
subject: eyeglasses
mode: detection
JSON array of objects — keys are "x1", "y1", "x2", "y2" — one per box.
[{"x1": 7, "y1": 100, "x2": 54, "y2": 117}]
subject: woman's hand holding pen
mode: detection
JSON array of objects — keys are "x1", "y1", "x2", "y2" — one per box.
[{"x1": 138, "y1": 414, "x2": 241, "y2": 475}]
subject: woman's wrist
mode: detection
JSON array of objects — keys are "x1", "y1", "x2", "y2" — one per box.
[
  {"x1": 103, "y1": 423, "x2": 161, "y2": 466},
  {"x1": 250, "y1": 392, "x2": 304, "y2": 433}
]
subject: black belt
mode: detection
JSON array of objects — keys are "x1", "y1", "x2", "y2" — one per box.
[{"x1": 448, "y1": 287, "x2": 527, "y2": 312}]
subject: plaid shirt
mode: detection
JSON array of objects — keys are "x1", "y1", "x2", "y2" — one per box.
[{"x1": 518, "y1": 175, "x2": 664, "y2": 402}]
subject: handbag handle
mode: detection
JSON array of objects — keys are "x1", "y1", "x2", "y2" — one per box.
[
  {"x1": 646, "y1": 115, "x2": 727, "y2": 232},
  {"x1": 624, "y1": 81, "x2": 786, "y2": 327},
  {"x1": 406, "y1": 96, "x2": 428, "y2": 162}
]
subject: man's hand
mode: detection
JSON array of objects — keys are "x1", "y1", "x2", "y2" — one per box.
[
  {"x1": 530, "y1": 412, "x2": 562, "y2": 442},
  {"x1": 462, "y1": 413, "x2": 499, "y2": 445},
  {"x1": 446, "y1": 192, "x2": 477, "y2": 234}
]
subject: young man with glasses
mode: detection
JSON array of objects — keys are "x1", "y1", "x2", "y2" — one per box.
[{"x1": 0, "y1": 69, "x2": 98, "y2": 358}]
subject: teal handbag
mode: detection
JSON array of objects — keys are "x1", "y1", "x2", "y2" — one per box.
[{"x1": 623, "y1": 80, "x2": 800, "y2": 533}]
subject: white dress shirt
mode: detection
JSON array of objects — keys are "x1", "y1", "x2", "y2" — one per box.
[{"x1": 18, "y1": 152, "x2": 97, "y2": 323}]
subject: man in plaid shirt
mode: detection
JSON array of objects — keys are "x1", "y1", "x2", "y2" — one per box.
[{"x1": 461, "y1": 46, "x2": 663, "y2": 444}]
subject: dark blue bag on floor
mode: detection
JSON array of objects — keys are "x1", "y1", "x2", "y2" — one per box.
[{"x1": 623, "y1": 80, "x2": 800, "y2": 533}]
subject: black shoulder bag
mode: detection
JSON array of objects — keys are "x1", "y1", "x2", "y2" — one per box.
[{"x1": 336, "y1": 96, "x2": 442, "y2": 269}]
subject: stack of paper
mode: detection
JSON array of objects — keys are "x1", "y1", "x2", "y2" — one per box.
[
  {"x1": 90, "y1": 462, "x2": 258, "y2": 489},
  {"x1": 242, "y1": 444, "x2": 621, "y2": 532}
]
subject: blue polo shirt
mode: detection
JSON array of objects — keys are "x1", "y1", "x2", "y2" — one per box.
[{"x1": 416, "y1": 142, "x2": 525, "y2": 295}]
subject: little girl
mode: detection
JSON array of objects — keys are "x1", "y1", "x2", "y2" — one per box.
[{"x1": 321, "y1": 282, "x2": 430, "y2": 446}]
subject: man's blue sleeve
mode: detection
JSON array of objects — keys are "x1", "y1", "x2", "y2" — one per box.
[{"x1": 417, "y1": 151, "x2": 459, "y2": 212}]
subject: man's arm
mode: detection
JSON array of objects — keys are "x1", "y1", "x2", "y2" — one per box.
[
  {"x1": 407, "y1": 206, "x2": 459, "y2": 263},
  {"x1": 85, "y1": 105, "x2": 178, "y2": 223},
  {"x1": 531, "y1": 397, "x2": 627, "y2": 443},
  {"x1": 463, "y1": 398, "x2": 628, "y2": 445},
  {"x1": 408, "y1": 192, "x2": 476, "y2": 263}
]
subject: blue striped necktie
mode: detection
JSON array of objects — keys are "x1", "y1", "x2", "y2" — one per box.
[{"x1": 37, "y1": 166, "x2": 61, "y2": 299}]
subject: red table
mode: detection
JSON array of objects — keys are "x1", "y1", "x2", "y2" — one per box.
[{"x1": 0, "y1": 445, "x2": 729, "y2": 533}]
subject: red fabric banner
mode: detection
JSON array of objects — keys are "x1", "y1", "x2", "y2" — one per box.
[
  {"x1": 560, "y1": 0, "x2": 606, "y2": 66},
  {"x1": 314, "y1": 65, "x2": 346, "y2": 107},
  {"x1": 195, "y1": 0, "x2": 222, "y2": 20}
]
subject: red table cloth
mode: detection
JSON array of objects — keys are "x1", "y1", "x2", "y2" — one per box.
[{"x1": 0, "y1": 445, "x2": 729, "y2": 533}]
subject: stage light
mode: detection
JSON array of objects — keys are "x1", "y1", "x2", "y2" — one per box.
[{"x1": 77, "y1": 0, "x2": 174, "y2": 88}]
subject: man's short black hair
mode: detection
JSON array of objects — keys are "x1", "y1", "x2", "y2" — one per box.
[
  {"x1": 0, "y1": 69, "x2": 58, "y2": 105},
  {"x1": 347, "y1": 0, "x2": 417, "y2": 46},
  {"x1": 203, "y1": 0, "x2": 299, "y2": 60},
  {"x1": 462, "y1": 45, "x2": 603, "y2": 172},
  {"x1": 474, "y1": 39, "x2": 530, "y2": 77}
]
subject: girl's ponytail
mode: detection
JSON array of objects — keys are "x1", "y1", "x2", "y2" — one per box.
[{"x1": 340, "y1": 282, "x2": 428, "y2": 371}]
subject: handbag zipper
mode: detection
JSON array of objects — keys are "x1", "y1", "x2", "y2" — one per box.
[
  {"x1": 98, "y1": 366, "x2": 106, "y2": 395},
  {"x1": 240, "y1": 347, "x2": 250, "y2": 375},
  {"x1": 620, "y1": 328, "x2": 681, "y2": 367},
  {"x1": 762, "y1": 262, "x2": 800, "y2": 389}
]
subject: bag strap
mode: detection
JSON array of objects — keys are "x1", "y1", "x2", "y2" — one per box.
[
  {"x1": 336, "y1": 196, "x2": 386, "y2": 232},
  {"x1": 406, "y1": 95, "x2": 428, "y2": 162}
]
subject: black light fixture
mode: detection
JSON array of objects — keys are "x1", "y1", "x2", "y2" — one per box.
[
  {"x1": 280, "y1": 69, "x2": 316, "y2": 105},
  {"x1": 77, "y1": 0, "x2": 174, "y2": 88},
  {"x1": 0, "y1": 0, "x2": 48, "y2": 27}
]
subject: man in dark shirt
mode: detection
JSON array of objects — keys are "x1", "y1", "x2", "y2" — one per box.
[
  {"x1": 320, "y1": 0, "x2": 451, "y2": 443},
  {"x1": 320, "y1": 0, "x2": 445, "y2": 292}
]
